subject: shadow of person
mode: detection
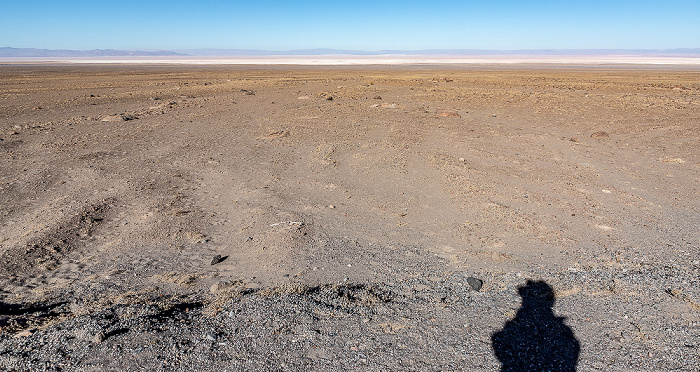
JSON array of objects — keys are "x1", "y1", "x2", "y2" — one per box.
[{"x1": 492, "y1": 280, "x2": 580, "y2": 371}]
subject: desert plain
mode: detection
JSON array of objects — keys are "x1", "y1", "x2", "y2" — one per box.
[{"x1": 0, "y1": 64, "x2": 699, "y2": 370}]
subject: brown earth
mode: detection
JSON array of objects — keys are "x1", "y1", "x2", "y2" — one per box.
[{"x1": 0, "y1": 65, "x2": 699, "y2": 370}]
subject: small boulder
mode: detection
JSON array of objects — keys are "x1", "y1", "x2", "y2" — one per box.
[
  {"x1": 101, "y1": 114, "x2": 137, "y2": 122},
  {"x1": 436, "y1": 110, "x2": 461, "y2": 118},
  {"x1": 466, "y1": 277, "x2": 483, "y2": 291},
  {"x1": 211, "y1": 254, "x2": 227, "y2": 265},
  {"x1": 101, "y1": 115, "x2": 125, "y2": 122},
  {"x1": 92, "y1": 331, "x2": 106, "y2": 344}
]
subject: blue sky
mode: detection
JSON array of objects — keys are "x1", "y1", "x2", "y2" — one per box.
[{"x1": 1, "y1": 0, "x2": 698, "y2": 50}]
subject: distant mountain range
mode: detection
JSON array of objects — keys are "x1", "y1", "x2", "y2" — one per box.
[
  {"x1": 0, "y1": 47, "x2": 184, "y2": 57},
  {"x1": 2, "y1": 46, "x2": 699, "y2": 57},
  {"x1": 175, "y1": 48, "x2": 700, "y2": 57}
]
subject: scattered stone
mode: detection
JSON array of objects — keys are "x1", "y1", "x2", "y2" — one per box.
[
  {"x1": 101, "y1": 115, "x2": 125, "y2": 122},
  {"x1": 329, "y1": 205, "x2": 336, "y2": 209},
  {"x1": 374, "y1": 96, "x2": 382, "y2": 100},
  {"x1": 241, "y1": 89, "x2": 255, "y2": 95},
  {"x1": 458, "y1": 158, "x2": 466, "y2": 163},
  {"x1": 265, "y1": 130, "x2": 289, "y2": 139},
  {"x1": 211, "y1": 255, "x2": 227, "y2": 265},
  {"x1": 185, "y1": 231, "x2": 207, "y2": 243},
  {"x1": 436, "y1": 110, "x2": 461, "y2": 118},
  {"x1": 569, "y1": 137, "x2": 579, "y2": 142},
  {"x1": 662, "y1": 157, "x2": 685, "y2": 164},
  {"x1": 245, "y1": 236, "x2": 253, "y2": 242},
  {"x1": 326, "y1": 96, "x2": 334, "y2": 101},
  {"x1": 298, "y1": 95, "x2": 310, "y2": 100},
  {"x1": 92, "y1": 331, "x2": 106, "y2": 344},
  {"x1": 491, "y1": 114, "x2": 497, "y2": 117},
  {"x1": 466, "y1": 277, "x2": 483, "y2": 291},
  {"x1": 14, "y1": 330, "x2": 33, "y2": 338},
  {"x1": 101, "y1": 114, "x2": 137, "y2": 122},
  {"x1": 555, "y1": 286, "x2": 582, "y2": 298},
  {"x1": 210, "y1": 280, "x2": 241, "y2": 294},
  {"x1": 205, "y1": 331, "x2": 217, "y2": 341},
  {"x1": 590, "y1": 131, "x2": 609, "y2": 138},
  {"x1": 371, "y1": 103, "x2": 398, "y2": 108}
]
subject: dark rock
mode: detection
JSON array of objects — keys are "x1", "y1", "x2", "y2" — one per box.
[
  {"x1": 211, "y1": 255, "x2": 227, "y2": 265},
  {"x1": 466, "y1": 277, "x2": 483, "y2": 291},
  {"x1": 590, "y1": 131, "x2": 609, "y2": 138}
]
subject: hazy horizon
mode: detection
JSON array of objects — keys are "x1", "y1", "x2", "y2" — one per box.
[{"x1": 3, "y1": 46, "x2": 700, "y2": 58}]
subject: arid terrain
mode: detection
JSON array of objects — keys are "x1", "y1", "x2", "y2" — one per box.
[{"x1": 0, "y1": 64, "x2": 699, "y2": 370}]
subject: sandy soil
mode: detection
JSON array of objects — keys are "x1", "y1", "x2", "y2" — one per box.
[{"x1": 0, "y1": 65, "x2": 699, "y2": 370}]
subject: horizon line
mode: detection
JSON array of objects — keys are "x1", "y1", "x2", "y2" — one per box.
[{"x1": 2, "y1": 46, "x2": 700, "y2": 58}]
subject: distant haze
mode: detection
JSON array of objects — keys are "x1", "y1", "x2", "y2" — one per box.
[{"x1": 2, "y1": 47, "x2": 700, "y2": 58}]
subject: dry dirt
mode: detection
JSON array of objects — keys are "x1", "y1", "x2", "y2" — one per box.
[{"x1": 0, "y1": 64, "x2": 699, "y2": 371}]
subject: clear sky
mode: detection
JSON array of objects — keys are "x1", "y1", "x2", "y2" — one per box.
[{"x1": 1, "y1": 0, "x2": 698, "y2": 51}]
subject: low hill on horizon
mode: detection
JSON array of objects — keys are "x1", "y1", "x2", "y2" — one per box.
[{"x1": 0, "y1": 47, "x2": 184, "y2": 57}]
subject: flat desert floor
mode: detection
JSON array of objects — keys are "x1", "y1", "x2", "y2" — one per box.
[{"x1": 0, "y1": 65, "x2": 699, "y2": 370}]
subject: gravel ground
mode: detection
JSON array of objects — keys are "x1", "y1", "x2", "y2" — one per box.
[{"x1": 1, "y1": 65, "x2": 699, "y2": 371}]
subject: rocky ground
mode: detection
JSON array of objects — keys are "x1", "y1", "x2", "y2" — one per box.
[{"x1": 0, "y1": 64, "x2": 699, "y2": 371}]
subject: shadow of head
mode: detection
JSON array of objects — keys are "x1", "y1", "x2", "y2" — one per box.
[
  {"x1": 491, "y1": 280, "x2": 580, "y2": 372},
  {"x1": 518, "y1": 279, "x2": 555, "y2": 309}
]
